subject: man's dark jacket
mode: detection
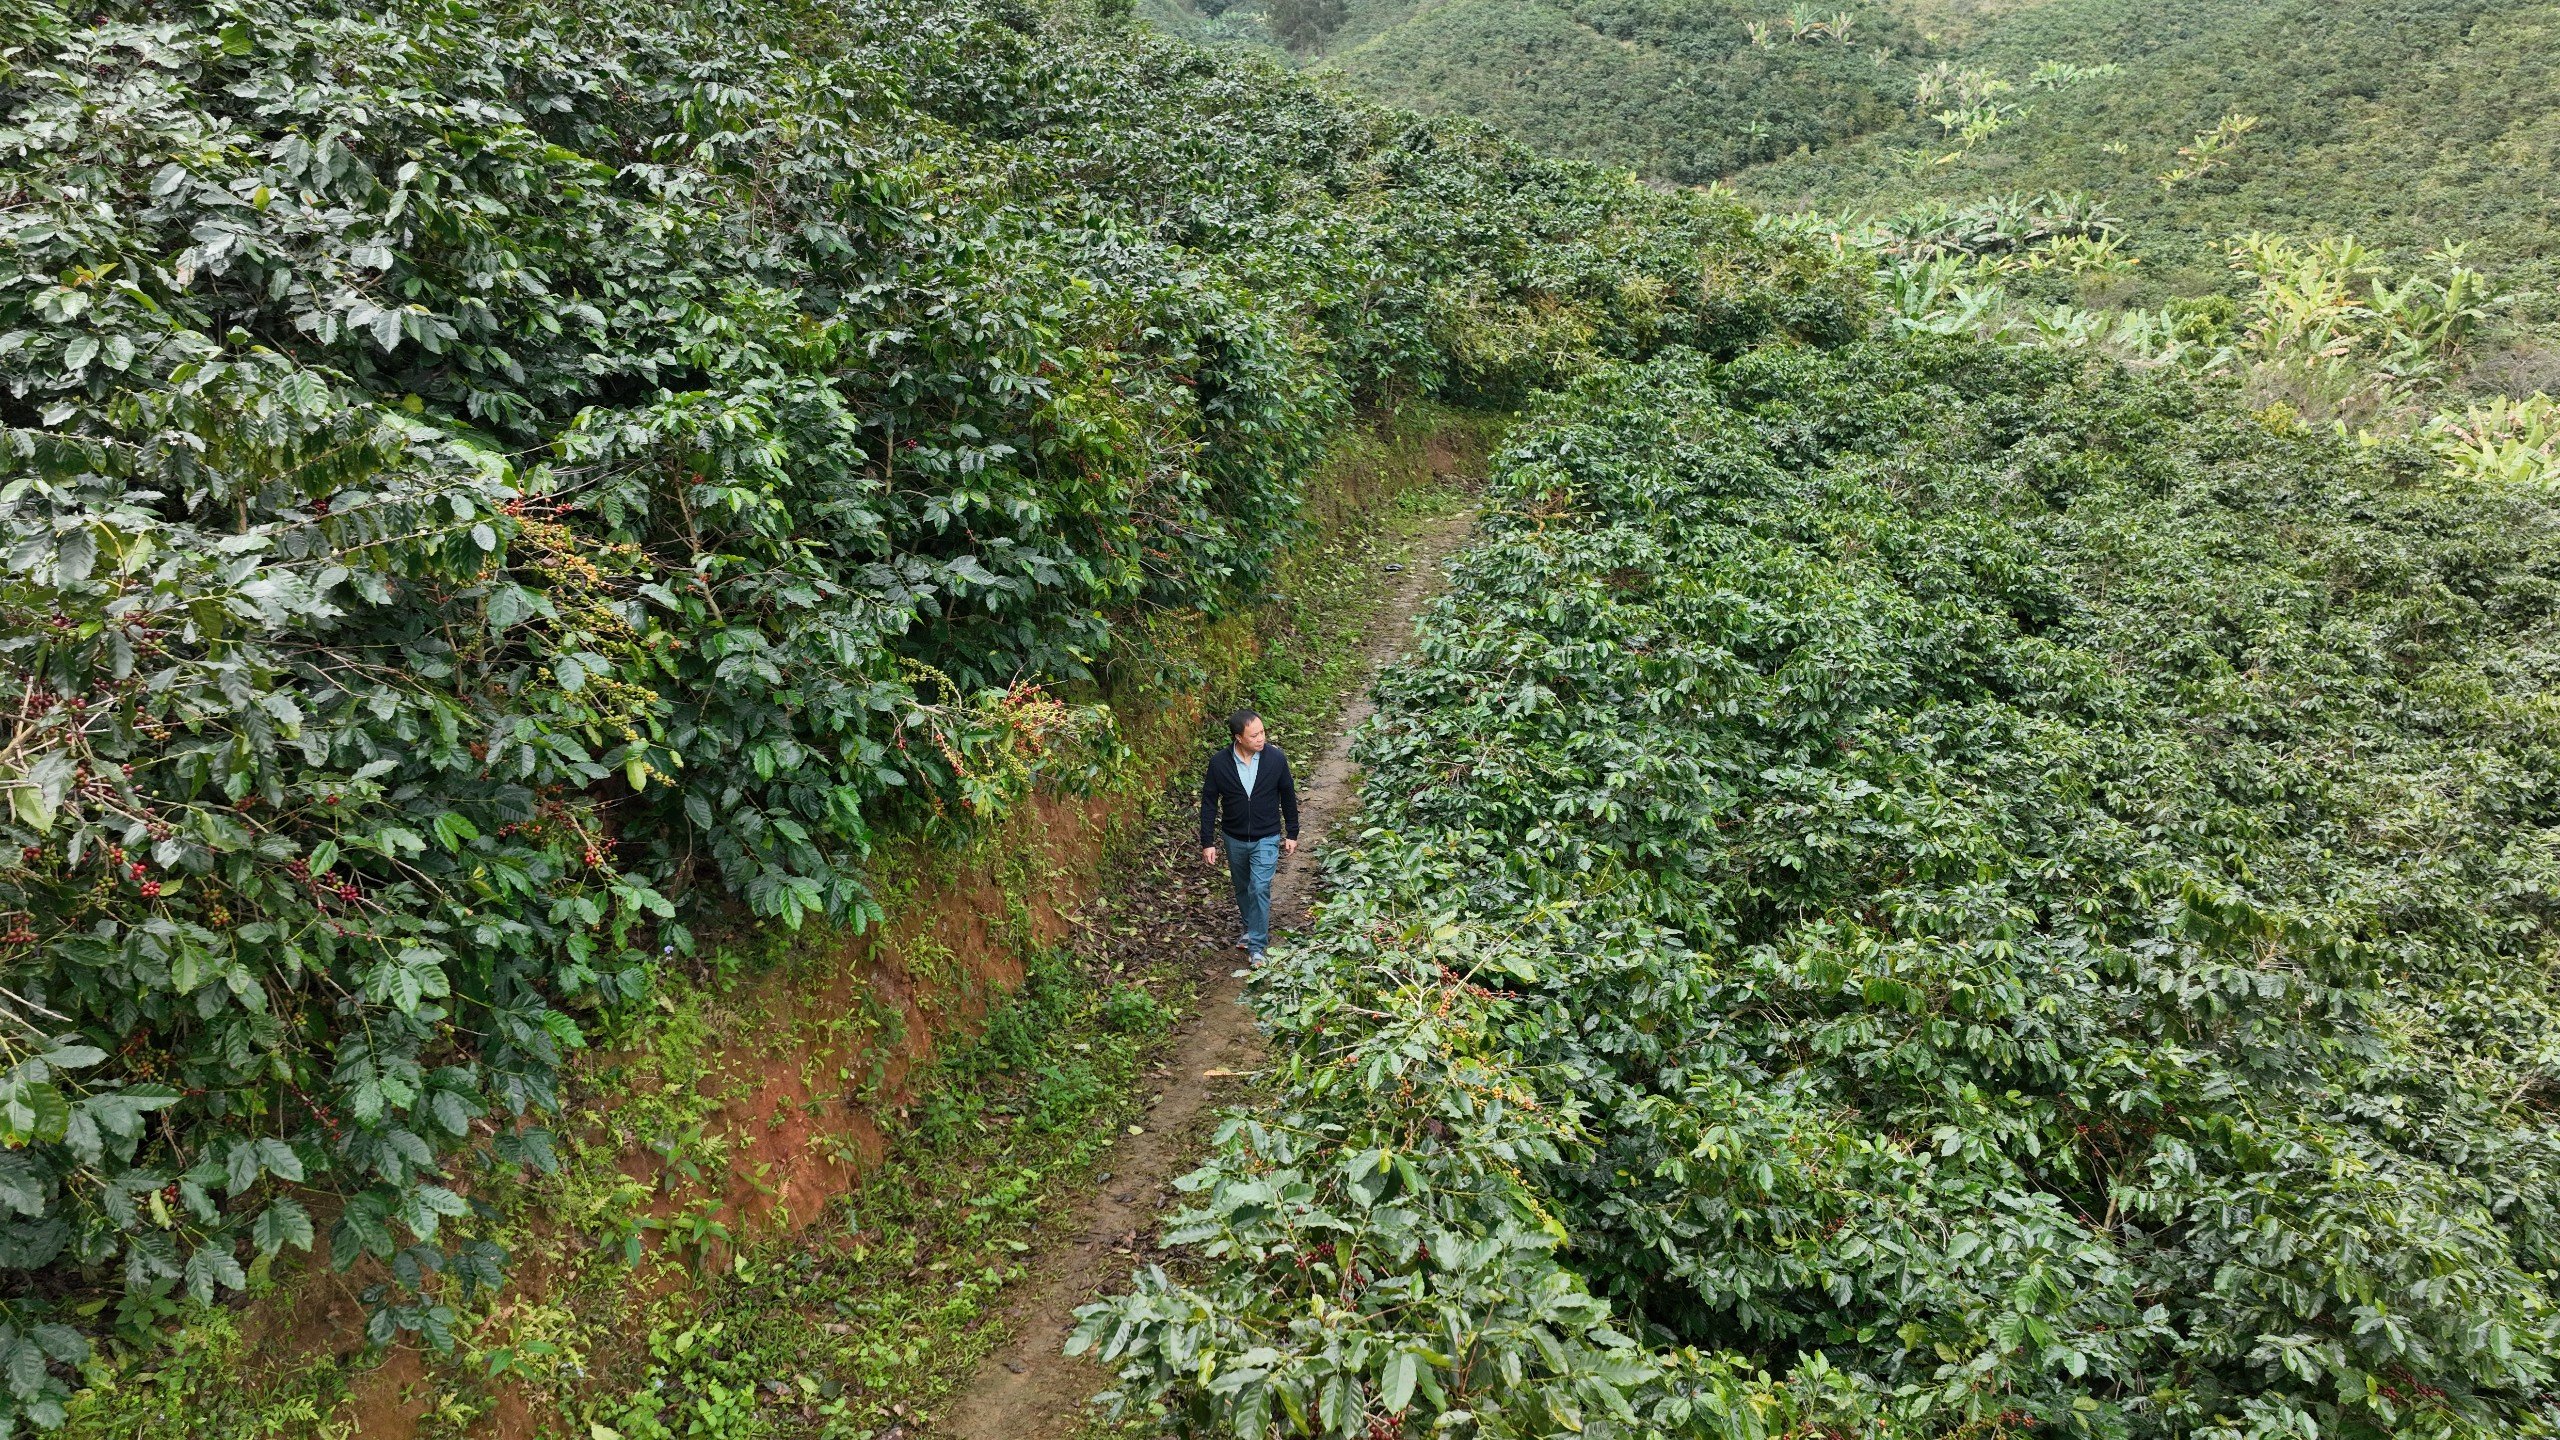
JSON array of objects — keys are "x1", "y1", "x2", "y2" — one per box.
[{"x1": 1199, "y1": 744, "x2": 1300, "y2": 848}]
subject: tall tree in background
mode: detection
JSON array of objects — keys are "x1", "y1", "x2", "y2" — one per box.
[{"x1": 1268, "y1": 0, "x2": 1345, "y2": 51}]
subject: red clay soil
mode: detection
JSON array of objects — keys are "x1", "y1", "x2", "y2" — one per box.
[
  {"x1": 271, "y1": 789, "x2": 1140, "y2": 1437},
  {"x1": 934, "y1": 509, "x2": 1475, "y2": 1440}
]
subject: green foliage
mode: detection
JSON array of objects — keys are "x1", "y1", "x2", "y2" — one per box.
[
  {"x1": 1846, "y1": 189, "x2": 2127, "y2": 263},
  {"x1": 66, "y1": 411, "x2": 1475, "y2": 1440},
  {"x1": 1303, "y1": 0, "x2": 2559, "y2": 379},
  {"x1": 1269, "y1": 0, "x2": 1350, "y2": 52},
  {"x1": 1081, "y1": 342, "x2": 2560, "y2": 1436},
  {"x1": 0, "y1": 0, "x2": 1847, "y2": 1425},
  {"x1": 1792, "y1": 210, "x2": 2528, "y2": 430},
  {"x1": 2213, "y1": 233, "x2": 2511, "y2": 415},
  {"x1": 1316, "y1": 0, "x2": 1923, "y2": 179},
  {"x1": 2417, "y1": 392, "x2": 2560, "y2": 488},
  {"x1": 1745, "y1": 0, "x2": 2560, "y2": 317}
]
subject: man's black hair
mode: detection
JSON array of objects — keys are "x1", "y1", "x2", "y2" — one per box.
[{"x1": 1227, "y1": 710, "x2": 1261, "y2": 738}]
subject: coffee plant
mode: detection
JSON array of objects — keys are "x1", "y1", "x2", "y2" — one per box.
[
  {"x1": 1081, "y1": 342, "x2": 2560, "y2": 1437},
  {"x1": 0, "y1": 0, "x2": 1853, "y2": 1426}
]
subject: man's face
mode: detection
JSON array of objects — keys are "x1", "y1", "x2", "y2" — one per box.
[{"x1": 1235, "y1": 718, "x2": 1267, "y2": 754}]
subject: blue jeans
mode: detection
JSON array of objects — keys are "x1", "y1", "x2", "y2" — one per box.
[{"x1": 1225, "y1": 834, "x2": 1281, "y2": 955}]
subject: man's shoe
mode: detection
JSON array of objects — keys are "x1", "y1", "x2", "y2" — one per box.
[
  {"x1": 1248, "y1": 950, "x2": 1267, "y2": 964},
  {"x1": 1234, "y1": 938, "x2": 1252, "y2": 951}
]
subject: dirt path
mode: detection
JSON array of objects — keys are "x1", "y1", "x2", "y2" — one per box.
[{"x1": 934, "y1": 510, "x2": 1474, "y2": 1440}]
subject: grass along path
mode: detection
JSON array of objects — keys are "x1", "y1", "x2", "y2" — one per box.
[{"x1": 937, "y1": 507, "x2": 1481, "y2": 1440}]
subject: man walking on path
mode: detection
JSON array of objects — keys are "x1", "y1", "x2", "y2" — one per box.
[{"x1": 1200, "y1": 710, "x2": 1299, "y2": 961}]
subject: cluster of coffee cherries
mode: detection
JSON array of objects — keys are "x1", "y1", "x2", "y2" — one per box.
[{"x1": 284, "y1": 856, "x2": 364, "y2": 905}]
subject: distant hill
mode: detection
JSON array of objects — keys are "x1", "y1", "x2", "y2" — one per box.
[
  {"x1": 1233, "y1": 0, "x2": 2560, "y2": 387},
  {"x1": 1744, "y1": 0, "x2": 2560, "y2": 348},
  {"x1": 1145, "y1": 0, "x2": 1925, "y2": 181}
]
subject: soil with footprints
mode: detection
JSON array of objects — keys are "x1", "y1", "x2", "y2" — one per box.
[{"x1": 935, "y1": 511, "x2": 1475, "y2": 1440}]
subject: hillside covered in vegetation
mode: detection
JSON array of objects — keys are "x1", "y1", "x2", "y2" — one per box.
[
  {"x1": 1243, "y1": 0, "x2": 2557, "y2": 395},
  {"x1": 1745, "y1": 0, "x2": 2560, "y2": 338},
  {"x1": 10, "y1": 0, "x2": 2560, "y2": 1436},
  {"x1": 1083, "y1": 340, "x2": 2560, "y2": 1437},
  {"x1": 1311, "y1": 0, "x2": 1921, "y2": 181}
]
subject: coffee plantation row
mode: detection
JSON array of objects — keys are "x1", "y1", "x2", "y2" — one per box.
[
  {"x1": 1080, "y1": 343, "x2": 2560, "y2": 1437},
  {"x1": 0, "y1": 0, "x2": 1859, "y2": 1422}
]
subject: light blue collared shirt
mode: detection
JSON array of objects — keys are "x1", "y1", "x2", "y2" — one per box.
[{"x1": 1233, "y1": 747, "x2": 1260, "y2": 799}]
